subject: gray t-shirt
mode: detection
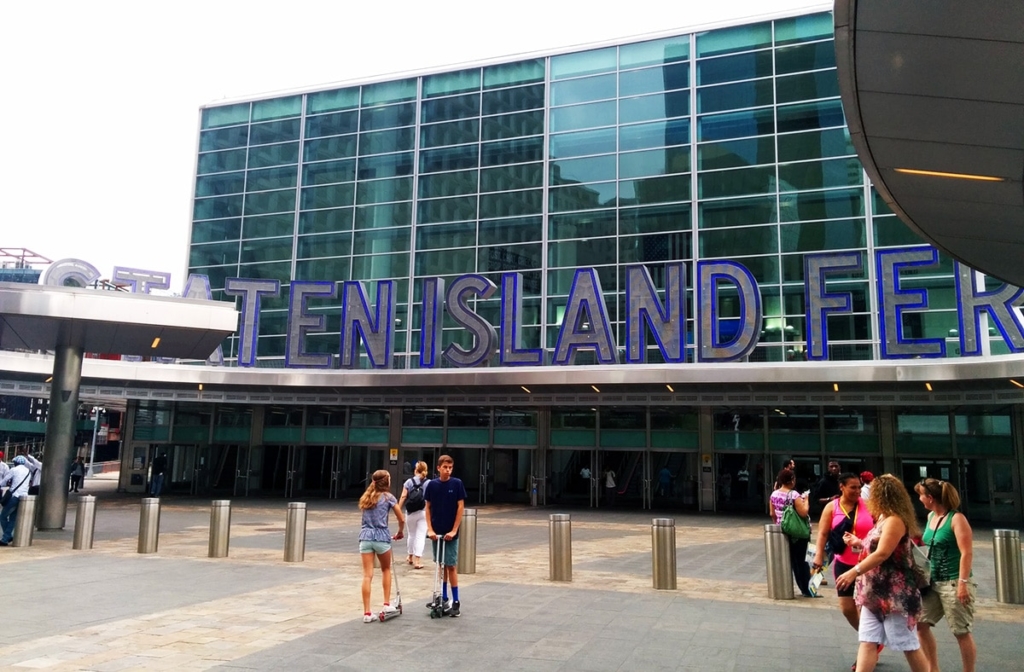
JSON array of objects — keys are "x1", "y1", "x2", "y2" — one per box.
[{"x1": 359, "y1": 493, "x2": 397, "y2": 542}]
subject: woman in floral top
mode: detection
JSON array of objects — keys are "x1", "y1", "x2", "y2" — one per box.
[{"x1": 834, "y1": 474, "x2": 928, "y2": 672}]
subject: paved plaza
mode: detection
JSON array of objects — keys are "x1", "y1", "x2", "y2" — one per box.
[{"x1": 0, "y1": 476, "x2": 1020, "y2": 671}]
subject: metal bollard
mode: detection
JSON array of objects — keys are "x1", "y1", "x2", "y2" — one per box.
[
  {"x1": 209, "y1": 500, "x2": 231, "y2": 558},
  {"x1": 549, "y1": 513, "x2": 572, "y2": 582},
  {"x1": 284, "y1": 502, "x2": 307, "y2": 563},
  {"x1": 138, "y1": 498, "x2": 161, "y2": 554},
  {"x1": 72, "y1": 495, "x2": 97, "y2": 550},
  {"x1": 764, "y1": 524, "x2": 795, "y2": 599},
  {"x1": 993, "y1": 529, "x2": 1023, "y2": 604},
  {"x1": 651, "y1": 517, "x2": 677, "y2": 590},
  {"x1": 457, "y1": 508, "x2": 477, "y2": 574},
  {"x1": 12, "y1": 495, "x2": 37, "y2": 547}
]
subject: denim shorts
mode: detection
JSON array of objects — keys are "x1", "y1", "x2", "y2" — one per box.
[
  {"x1": 858, "y1": 607, "x2": 921, "y2": 652},
  {"x1": 359, "y1": 540, "x2": 391, "y2": 555}
]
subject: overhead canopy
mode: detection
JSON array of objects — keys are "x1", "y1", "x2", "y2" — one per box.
[
  {"x1": 834, "y1": 1, "x2": 1024, "y2": 285},
  {"x1": 0, "y1": 283, "x2": 238, "y2": 360}
]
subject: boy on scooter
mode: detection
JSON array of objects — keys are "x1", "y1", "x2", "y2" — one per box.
[{"x1": 425, "y1": 454, "x2": 467, "y2": 617}]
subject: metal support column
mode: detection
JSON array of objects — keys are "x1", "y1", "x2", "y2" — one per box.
[{"x1": 39, "y1": 328, "x2": 84, "y2": 530}]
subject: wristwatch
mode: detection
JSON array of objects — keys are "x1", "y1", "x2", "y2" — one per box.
[{"x1": 854, "y1": 564, "x2": 862, "y2": 575}]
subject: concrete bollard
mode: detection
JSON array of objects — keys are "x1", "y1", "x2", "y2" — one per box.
[
  {"x1": 993, "y1": 529, "x2": 1023, "y2": 604},
  {"x1": 651, "y1": 518, "x2": 677, "y2": 590},
  {"x1": 457, "y1": 508, "x2": 477, "y2": 574},
  {"x1": 764, "y1": 524, "x2": 795, "y2": 599},
  {"x1": 72, "y1": 495, "x2": 97, "y2": 550},
  {"x1": 549, "y1": 513, "x2": 572, "y2": 582},
  {"x1": 12, "y1": 495, "x2": 37, "y2": 547},
  {"x1": 209, "y1": 500, "x2": 231, "y2": 558},
  {"x1": 138, "y1": 498, "x2": 161, "y2": 554},
  {"x1": 284, "y1": 502, "x2": 307, "y2": 563}
]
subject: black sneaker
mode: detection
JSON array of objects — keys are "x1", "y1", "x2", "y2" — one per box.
[{"x1": 449, "y1": 600, "x2": 460, "y2": 617}]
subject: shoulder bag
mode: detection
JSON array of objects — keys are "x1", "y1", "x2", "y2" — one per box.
[
  {"x1": 913, "y1": 512, "x2": 947, "y2": 593},
  {"x1": 0, "y1": 472, "x2": 30, "y2": 507},
  {"x1": 826, "y1": 500, "x2": 857, "y2": 556},
  {"x1": 780, "y1": 492, "x2": 811, "y2": 540}
]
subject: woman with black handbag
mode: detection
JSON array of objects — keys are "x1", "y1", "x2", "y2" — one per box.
[
  {"x1": 813, "y1": 472, "x2": 874, "y2": 632},
  {"x1": 769, "y1": 468, "x2": 814, "y2": 597}
]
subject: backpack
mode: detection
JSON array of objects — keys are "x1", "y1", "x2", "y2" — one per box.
[{"x1": 406, "y1": 477, "x2": 426, "y2": 513}]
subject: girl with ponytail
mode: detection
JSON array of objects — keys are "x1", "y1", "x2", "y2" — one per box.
[{"x1": 358, "y1": 469, "x2": 405, "y2": 623}]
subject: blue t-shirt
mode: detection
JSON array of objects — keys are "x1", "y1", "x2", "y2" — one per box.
[
  {"x1": 425, "y1": 476, "x2": 466, "y2": 537},
  {"x1": 359, "y1": 493, "x2": 397, "y2": 542}
]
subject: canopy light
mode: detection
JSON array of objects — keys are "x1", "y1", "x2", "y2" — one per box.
[
  {"x1": 833, "y1": 383, "x2": 839, "y2": 392},
  {"x1": 1011, "y1": 379, "x2": 1024, "y2": 389},
  {"x1": 591, "y1": 385, "x2": 600, "y2": 393},
  {"x1": 925, "y1": 382, "x2": 933, "y2": 391},
  {"x1": 520, "y1": 386, "x2": 531, "y2": 394},
  {"x1": 666, "y1": 384, "x2": 674, "y2": 392},
  {"x1": 894, "y1": 168, "x2": 1005, "y2": 182},
  {"x1": 150, "y1": 337, "x2": 161, "y2": 348}
]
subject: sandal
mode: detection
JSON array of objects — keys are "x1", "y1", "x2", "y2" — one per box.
[{"x1": 413, "y1": 565, "x2": 424, "y2": 569}]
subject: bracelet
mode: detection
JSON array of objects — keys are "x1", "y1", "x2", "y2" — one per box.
[
  {"x1": 854, "y1": 564, "x2": 862, "y2": 575},
  {"x1": 958, "y1": 578, "x2": 969, "y2": 584}
]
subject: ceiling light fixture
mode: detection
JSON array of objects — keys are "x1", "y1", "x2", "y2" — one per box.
[
  {"x1": 198, "y1": 384, "x2": 203, "y2": 391},
  {"x1": 833, "y1": 383, "x2": 839, "y2": 392},
  {"x1": 1011, "y1": 379, "x2": 1024, "y2": 389},
  {"x1": 925, "y1": 382, "x2": 933, "y2": 392},
  {"x1": 894, "y1": 168, "x2": 1005, "y2": 182},
  {"x1": 591, "y1": 385, "x2": 600, "y2": 393},
  {"x1": 521, "y1": 386, "x2": 531, "y2": 394},
  {"x1": 151, "y1": 337, "x2": 161, "y2": 348},
  {"x1": 45, "y1": 376, "x2": 52, "y2": 383},
  {"x1": 666, "y1": 384, "x2": 674, "y2": 392}
]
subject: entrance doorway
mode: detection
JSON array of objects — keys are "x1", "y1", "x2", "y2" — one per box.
[{"x1": 716, "y1": 452, "x2": 766, "y2": 513}]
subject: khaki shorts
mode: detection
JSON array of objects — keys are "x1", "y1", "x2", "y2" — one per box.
[{"x1": 920, "y1": 579, "x2": 976, "y2": 635}]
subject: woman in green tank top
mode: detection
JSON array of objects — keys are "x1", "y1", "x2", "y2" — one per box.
[{"x1": 914, "y1": 478, "x2": 976, "y2": 672}]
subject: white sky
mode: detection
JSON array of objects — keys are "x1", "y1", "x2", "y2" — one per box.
[{"x1": 0, "y1": 0, "x2": 823, "y2": 292}]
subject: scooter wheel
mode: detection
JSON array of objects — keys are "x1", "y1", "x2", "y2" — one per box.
[
  {"x1": 379, "y1": 612, "x2": 386, "y2": 622},
  {"x1": 398, "y1": 605, "x2": 403, "y2": 614}
]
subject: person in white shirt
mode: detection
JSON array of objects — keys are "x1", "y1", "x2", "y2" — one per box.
[
  {"x1": 25, "y1": 454, "x2": 42, "y2": 496},
  {"x1": 0, "y1": 456, "x2": 33, "y2": 546},
  {"x1": 0, "y1": 452, "x2": 9, "y2": 484}
]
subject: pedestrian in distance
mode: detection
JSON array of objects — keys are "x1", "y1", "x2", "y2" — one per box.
[
  {"x1": 25, "y1": 453, "x2": 42, "y2": 496},
  {"x1": 358, "y1": 469, "x2": 405, "y2": 623},
  {"x1": 770, "y1": 468, "x2": 815, "y2": 597},
  {"x1": 0, "y1": 456, "x2": 33, "y2": 546},
  {"x1": 835, "y1": 474, "x2": 928, "y2": 672},
  {"x1": 424, "y1": 454, "x2": 466, "y2": 617},
  {"x1": 397, "y1": 460, "x2": 429, "y2": 569},
  {"x1": 603, "y1": 467, "x2": 617, "y2": 507},
  {"x1": 69, "y1": 456, "x2": 86, "y2": 493},
  {"x1": 914, "y1": 478, "x2": 977, "y2": 672},
  {"x1": 0, "y1": 452, "x2": 9, "y2": 484},
  {"x1": 860, "y1": 471, "x2": 875, "y2": 501},
  {"x1": 150, "y1": 452, "x2": 168, "y2": 496}
]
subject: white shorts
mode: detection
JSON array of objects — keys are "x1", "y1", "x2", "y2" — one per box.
[{"x1": 858, "y1": 608, "x2": 921, "y2": 652}]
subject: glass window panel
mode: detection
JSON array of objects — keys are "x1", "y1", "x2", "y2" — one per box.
[
  {"x1": 699, "y1": 195, "x2": 777, "y2": 228},
  {"x1": 873, "y1": 189, "x2": 893, "y2": 216},
  {"x1": 548, "y1": 238, "x2": 618, "y2": 268},
  {"x1": 419, "y1": 169, "x2": 479, "y2": 199},
  {"x1": 417, "y1": 195, "x2": 477, "y2": 225},
  {"x1": 297, "y1": 232, "x2": 353, "y2": 259},
  {"x1": 307, "y1": 87, "x2": 359, "y2": 114},
  {"x1": 549, "y1": 210, "x2": 617, "y2": 240},
  {"x1": 698, "y1": 23, "x2": 771, "y2": 57},
  {"x1": 481, "y1": 110, "x2": 544, "y2": 141},
  {"x1": 481, "y1": 137, "x2": 543, "y2": 166},
  {"x1": 248, "y1": 142, "x2": 299, "y2": 169},
  {"x1": 701, "y1": 225, "x2": 778, "y2": 257},
  {"x1": 478, "y1": 243, "x2": 542, "y2": 273},
  {"x1": 619, "y1": 63, "x2": 689, "y2": 97},
  {"x1": 697, "y1": 50, "x2": 773, "y2": 85},
  {"x1": 299, "y1": 207, "x2": 353, "y2": 234},
  {"x1": 189, "y1": 242, "x2": 239, "y2": 267},
  {"x1": 619, "y1": 118, "x2": 690, "y2": 152},
  {"x1": 620, "y1": 231, "x2": 692, "y2": 263},
  {"x1": 421, "y1": 94, "x2": 480, "y2": 123},
  {"x1": 357, "y1": 153, "x2": 414, "y2": 180},
  {"x1": 621, "y1": 173, "x2": 690, "y2": 205},
  {"x1": 351, "y1": 253, "x2": 410, "y2": 280},
  {"x1": 359, "y1": 127, "x2": 415, "y2": 155},
  {"x1": 698, "y1": 79, "x2": 774, "y2": 113},
  {"x1": 548, "y1": 267, "x2": 616, "y2": 295},
  {"x1": 420, "y1": 144, "x2": 480, "y2": 173},
  {"x1": 551, "y1": 155, "x2": 616, "y2": 185},
  {"x1": 360, "y1": 101, "x2": 415, "y2": 130},
  {"x1": 198, "y1": 148, "x2": 247, "y2": 175},
  {"x1": 244, "y1": 189, "x2": 296, "y2": 216},
  {"x1": 778, "y1": 158, "x2": 863, "y2": 191},
  {"x1": 699, "y1": 165, "x2": 775, "y2": 199},
  {"x1": 194, "y1": 195, "x2": 243, "y2": 220},
  {"x1": 483, "y1": 59, "x2": 545, "y2": 89},
  {"x1": 620, "y1": 35, "x2": 689, "y2": 68},
  {"x1": 200, "y1": 126, "x2": 248, "y2": 152},
  {"x1": 782, "y1": 255, "x2": 867, "y2": 284},
  {"x1": 246, "y1": 166, "x2": 297, "y2": 192},
  {"x1": 303, "y1": 158, "x2": 355, "y2": 186},
  {"x1": 479, "y1": 216, "x2": 543, "y2": 245},
  {"x1": 191, "y1": 219, "x2": 241, "y2": 244},
  {"x1": 776, "y1": 71, "x2": 840, "y2": 104},
  {"x1": 356, "y1": 176, "x2": 413, "y2": 205},
  {"x1": 202, "y1": 103, "x2": 249, "y2": 129},
  {"x1": 482, "y1": 84, "x2": 545, "y2": 115},
  {"x1": 775, "y1": 12, "x2": 833, "y2": 45},
  {"x1": 779, "y1": 188, "x2": 864, "y2": 223},
  {"x1": 301, "y1": 183, "x2": 355, "y2": 210},
  {"x1": 550, "y1": 74, "x2": 616, "y2": 106},
  {"x1": 305, "y1": 110, "x2": 358, "y2": 138},
  {"x1": 361, "y1": 79, "x2": 416, "y2": 106},
  {"x1": 240, "y1": 237, "x2": 292, "y2": 263},
  {"x1": 304, "y1": 136, "x2": 356, "y2": 162},
  {"x1": 480, "y1": 162, "x2": 543, "y2": 191},
  {"x1": 780, "y1": 218, "x2": 866, "y2": 252},
  {"x1": 549, "y1": 129, "x2": 616, "y2": 159},
  {"x1": 698, "y1": 108, "x2": 774, "y2": 141},
  {"x1": 415, "y1": 248, "x2": 477, "y2": 276},
  {"x1": 698, "y1": 137, "x2": 775, "y2": 170},
  {"x1": 196, "y1": 172, "x2": 245, "y2": 197},
  {"x1": 420, "y1": 119, "x2": 479, "y2": 148},
  {"x1": 775, "y1": 41, "x2": 836, "y2": 75},
  {"x1": 874, "y1": 216, "x2": 926, "y2": 247},
  {"x1": 243, "y1": 213, "x2": 294, "y2": 239},
  {"x1": 251, "y1": 96, "x2": 301, "y2": 122},
  {"x1": 479, "y1": 189, "x2": 543, "y2": 218},
  {"x1": 619, "y1": 91, "x2": 690, "y2": 124},
  {"x1": 355, "y1": 202, "x2": 412, "y2": 229},
  {"x1": 551, "y1": 47, "x2": 617, "y2": 79},
  {"x1": 190, "y1": 265, "x2": 234, "y2": 290},
  {"x1": 417, "y1": 222, "x2": 477, "y2": 250},
  {"x1": 423, "y1": 69, "x2": 481, "y2": 98},
  {"x1": 777, "y1": 127, "x2": 855, "y2": 162},
  {"x1": 777, "y1": 100, "x2": 845, "y2": 133},
  {"x1": 549, "y1": 181, "x2": 616, "y2": 212},
  {"x1": 550, "y1": 101, "x2": 616, "y2": 133},
  {"x1": 619, "y1": 146, "x2": 690, "y2": 179},
  {"x1": 619, "y1": 203, "x2": 691, "y2": 235}
]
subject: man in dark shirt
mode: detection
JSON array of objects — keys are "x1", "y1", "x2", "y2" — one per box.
[
  {"x1": 150, "y1": 452, "x2": 168, "y2": 496},
  {"x1": 424, "y1": 454, "x2": 466, "y2": 617},
  {"x1": 813, "y1": 460, "x2": 842, "y2": 515}
]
